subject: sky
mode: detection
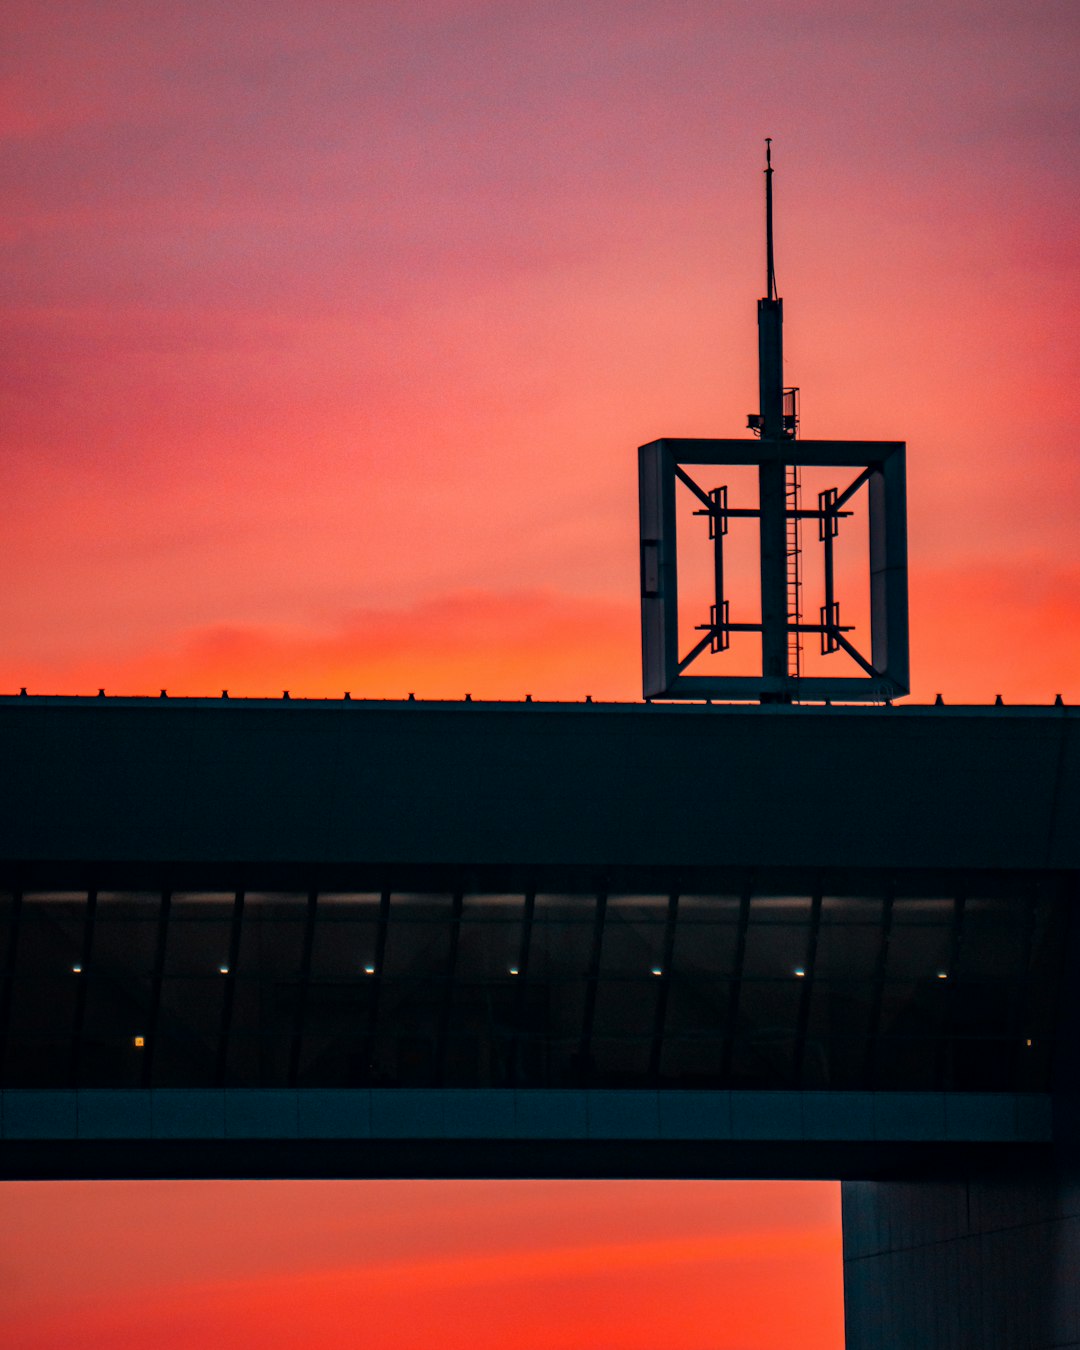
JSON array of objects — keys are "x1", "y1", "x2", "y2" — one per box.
[
  {"x1": 0, "y1": 1181, "x2": 842, "y2": 1350},
  {"x1": 1, "y1": 2, "x2": 1078, "y2": 1345}
]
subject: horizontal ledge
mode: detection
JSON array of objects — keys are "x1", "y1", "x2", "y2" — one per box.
[
  {"x1": 0, "y1": 1137, "x2": 1054, "y2": 1183},
  {"x1": 641, "y1": 438, "x2": 906, "y2": 467},
  {"x1": 659, "y1": 675, "x2": 906, "y2": 700},
  {"x1": 0, "y1": 1090, "x2": 1053, "y2": 1146}
]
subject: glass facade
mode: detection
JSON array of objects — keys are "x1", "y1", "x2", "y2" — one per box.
[{"x1": 0, "y1": 872, "x2": 1067, "y2": 1091}]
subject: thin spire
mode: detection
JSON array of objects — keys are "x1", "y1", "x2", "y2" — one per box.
[{"x1": 764, "y1": 137, "x2": 777, "y2": 301}]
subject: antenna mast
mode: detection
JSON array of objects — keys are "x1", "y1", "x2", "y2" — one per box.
[
  {"x1": 755, "y1": 138, "x2": 800, "y2": 695},
  {"x1": 765, "y1": 137, "x2": 777, "y2": 301}
]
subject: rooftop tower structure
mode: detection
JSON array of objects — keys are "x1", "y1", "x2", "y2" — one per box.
[{"x1": 639, "y1": 142, "x2": 910, "y2": 702}]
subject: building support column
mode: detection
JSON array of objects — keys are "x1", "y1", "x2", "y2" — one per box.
[{"x1": 842, "y1": 1164, "x2": 1080, "y2": 1349}]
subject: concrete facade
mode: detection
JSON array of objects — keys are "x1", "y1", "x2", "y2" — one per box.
[{"x1": 843, "y1": 1165, "x2": 1080, "y2": 1349}]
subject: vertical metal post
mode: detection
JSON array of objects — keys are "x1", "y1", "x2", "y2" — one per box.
[
  {"x1": 288, "y1": 890, "x2": 318, "y2": 1087},
  {"x1": 510, "y1": 891, "x2": 536, "y2": 1085},
  {"x1": 936, "y1": 887, "x2": 967, "y2": 1090},
  {"x1": 435, "y1": 891, "x2": 464, "y2": 1085},
  {"x1": 577, "y1": 891, "x2": 607, "y2": 1085},
  {"x1": 362, "y1": 890, "x2": 392, "y2": 1083},
  {"x1": 215, "y1": 890, "x2": 244, "y2": 1086},
  {"x1": 820, "y1": 487, "x2": 839, "y2": 653},
  {"x1": 712, "y1": 496, "x2": 726, "y2": 649},
  {"x1": 141, "y1": 890, "x2": 171, "y2": 1088},
  {"x1": 640, "y1": 442, "x2": 679, "y2": 697},
  {"x1": 1010, "y1": 881, "x2": 1040, "y2": 1087},
  {"x1": 759, "y1": 457, "x2": 789, "y2": 685},
  {"x1": 721, "y1": 875, "x2": 754, "y2": 1082},
  {"x1": 69, "y1": 889, "x2": 97, "y2": 1086},
  {"x1": 793, "y1": 885, "x2": 823, "y2": 1085},
  {"x1": 869, "y1": 454, "x2": 910, "y2": 689},
  {"x1": 863, "y1": 888, "x2": 894, "y2": 1087},
  {"x1": 758, "y1": 140, "x2": 790, "y2": 693},
  {"x1": 648, "y1": 893, "x2": 679, "y2": 1082},
  {"x1": 0, "y1": 891, "x2": 24, "y2": 1080},
  {"x1": 765, "y1": 137, "x2": 777, "y2": 303}
]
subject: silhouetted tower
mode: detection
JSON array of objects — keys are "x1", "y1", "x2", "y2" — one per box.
[
  {"x1": 750, "y1": 140, "x2": 802, "y2": 695},
  {"x1": 637, "y1": 141, "x2": 908, "y2": 703}
]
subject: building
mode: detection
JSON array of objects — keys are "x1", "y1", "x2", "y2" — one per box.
[{"x1": 0, "y1": 692, "x2": 1077, "y2": 1345}]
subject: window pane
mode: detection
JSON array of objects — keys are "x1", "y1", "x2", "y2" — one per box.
[
  {"x1": 0, "y1": 892, "x2": 16, "y2": 970},
  {"x1": 815, "y1": 925, "x2": 880, "y2": 979},
  {"x1": 661, "y1": 1036, "x2": 726, "y2": 1084},
  {"x1": 14, "y1": 893, "x2": 87, "y2": 974},
  {"x1": 297, "y1": 978, "x2": 373, "y2": 1087},
  {"x1": 663, "y1": 976, "x2": 729, "y2": 1036},
  {"x1": 80, "y1": 969, "x2": 152, "y2": 1087},
  {"x1": 593, "y1": 977, "x2": 657, "y2": 1037},
  {"x1": 530, "y1": 895, "x2": 596, "y2": 980},
  {"x1": 383, "y1": 894, "x2": 453, "y2": 978},
  {"x1": 960, "y1": 895, "x2": 1029, "y2": 980},
  {"x1": 676, "y1": 894, "x2": 741, "y2": 922},
  {"x1": 5, "y1": 976, "x2": 77, "y2": 1086},
  {"x1": 878, "y1": 981, "x2": 947, "y2": 1037},
  {"x1": 93, "y1": 893, "x2": 160, "y2": 975},
  {"x1": 743, "y1": 923, "x2": 809, "y2": 978},
  {"x1": 164, "y1": 894, "x2": 234, "y2": 975},
  {"x1": 821, "y1": 894, "x2": 884, "y2": 925},
  {"x1": 672, "y1": 922, "x2": 738, "y2": 979},
  {"x1": 591, "y1": 1036, "x2": 651, "y2": 1082},
  {"x1": 457, "y1": 895, "x2": 523, "y2": 978},
  {"x1": 733, "y1": 979, "x2": 801, "y2": 1085},
  {"x1": 805, "y1": 984, "x2": 872, "y2": 1087},
  {"x1": 599, "y1": 896, "x2": 667, "y2": 975},
  {"x1": 152, "y1": 978, "x2": 225, "y2": 1085},
  {"x1": 751, "y1": 894, "x2": 813, "y2": 923},
  {"x1": 226, "y1": 974, "x2": 299, "y2": 1087},
  {"x1": 527, "y1": 896, "x2": 595, "y2": 1056},
  {"x1": 234, "y1": 897, "x2": 305, "y2": 978},
  {"x1": 310, "y1": 893, "x2": 380, "y2": 978}
]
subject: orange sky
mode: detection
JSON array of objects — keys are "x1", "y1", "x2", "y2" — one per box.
[
  {"x1": 0, "y1": 1181, "x2": 842, "y2": 1350},
  {"x1": 2, "y1": 3, "x2": 1078, "y2": 1345}
]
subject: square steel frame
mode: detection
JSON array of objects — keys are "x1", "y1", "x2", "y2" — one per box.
[{"x1": 639, "y1": 438, "x2": 909, "y2": 701}]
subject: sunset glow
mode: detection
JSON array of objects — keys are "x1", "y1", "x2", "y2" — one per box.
[{"x1": 0, "y1": 1181, "x2": 843, "y2": 1350}]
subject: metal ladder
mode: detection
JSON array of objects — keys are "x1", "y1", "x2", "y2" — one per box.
[
  {"x1": 782, "y1": 386, "x2": 802, "y2": 680},
  {"x1": 785, "y1": 463, "x2": 802, "y2": 679}
]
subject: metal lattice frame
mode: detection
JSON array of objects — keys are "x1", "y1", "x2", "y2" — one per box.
[{"x1": 639, "y1": 437, "x2": 909, "y2": 701}]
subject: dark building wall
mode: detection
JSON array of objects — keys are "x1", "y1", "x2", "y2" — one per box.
[
  {"x1": 0, "y1": 699, "x2": 1076, "y2": 875},
  {"x1": 842, "y1": 1164, "x2": 1080, "y2": 1349},
  {"x1": 2, "y1": 696, "x2": 1078, "y2": 1346},
  {"x1": 3, "y1": 699, "x2": 1072, "y2": 1104}
]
